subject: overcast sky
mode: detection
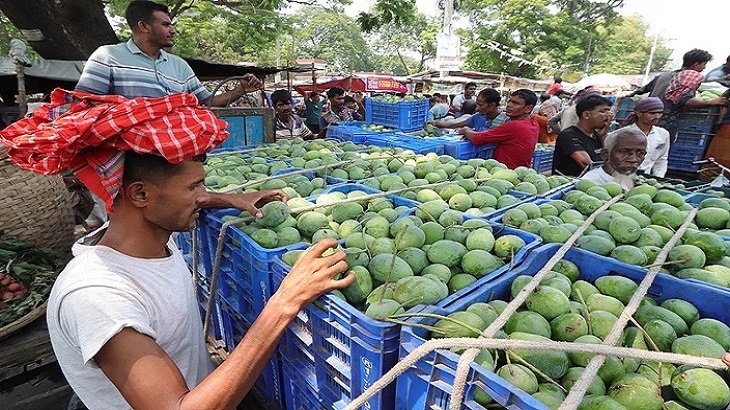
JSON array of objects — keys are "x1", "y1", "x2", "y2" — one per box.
[{"x1": 339, "y1": 0, "x2": 728, "y2": 72}]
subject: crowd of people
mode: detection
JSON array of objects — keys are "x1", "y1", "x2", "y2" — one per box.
[{"x1": 6, "y1": 2, "x2": 727, "y2": 409}]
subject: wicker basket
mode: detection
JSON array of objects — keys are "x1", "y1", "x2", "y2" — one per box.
[{"x1": 0, "y1": 149, "x2": 75, "y2": 253}]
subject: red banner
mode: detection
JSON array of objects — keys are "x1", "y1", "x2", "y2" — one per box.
[
  {"x1": 294, "y1": 76, "x2": 408, "y2": 97},
  {"x1": 366, "y1": 77, "x2": 408, "y2": 93}
]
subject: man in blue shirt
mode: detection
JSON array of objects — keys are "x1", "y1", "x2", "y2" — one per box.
[
  {"x1": 76, "y1": 0, "x2": 260, "y2": 106},
  {"x1": 705, "y1": 55, "x2": 730, "y2": 87},
  {"x1": 426, "y1": 88, "x2": 506, "y2": 132},
  {"x1": 428, "y1": 96, "x2": 449, "y2": 121}
]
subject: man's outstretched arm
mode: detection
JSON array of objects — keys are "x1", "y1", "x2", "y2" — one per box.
[{"x1": 95, "y1": 239, "x2": 354, "y2": 410}]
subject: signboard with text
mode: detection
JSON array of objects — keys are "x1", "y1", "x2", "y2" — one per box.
[
  {"x1": 365, "y1": 77, "x2": 408, "y2": 93},
  {"x1": 435, "y1": 33, "x2": 463, "y2": 71}
]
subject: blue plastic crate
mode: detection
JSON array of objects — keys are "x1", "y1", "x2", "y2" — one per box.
[
  {"x1": 367, "y1": 133, "x2": 445, "y2": 155},
  {"x1": 531, "y1": 148, "x2": 554, "y2": 173},
  {"x1": 271, "y1": 257, "x2": 403, "y2": 410},
  {"x1": 280, "y1": 358, "x2": 323, "y2": 410},
  {"x1": 684, "y1": 192, "x2": 725, "y2": 206},
  {"x1": 696, "y1": 186, "x2": 730, "y2": 197},
  {"x1": 668, "y1": 145, "x2": 706, "y2": 172},
  {"x1": 217, "y1": 113, "x2": 267, "y2": 148},
  {"x1": 208, "y1": 145, "x2": 255, "y2": 155},
  {"x1": 677, "y1": 121, "x2": 716, "y2": 135},
  {"x1": 365, "y1": 98, "x2": 429, "y2": 132},
  {"x1": 198, "y1": 209, "x2": 303, "y2": 323},
  {"x1": 674, "y1": 131, "x2": 713, "y2": 148},
  {"x1": 422, "y1": 135, "x2": 496, "y2": 160},
  {"x1": 616, "y1": 97, "x2": 638, "y2": 112},
  {"x1": 326, "y1": 125, "x2": 377, "y2": 144},
  {"x1": 677, "y1": 106, "x2": 722, "y2": 125},
  {"x1": 175, "y1": 230, "x2": 208, "y2": 274},
  {"x1": 218, "y1": 300, "x2": 285, "y2": 408},
  {"x1": 541, "y1": 182, "x2": 576, "y2": 200},
  {"x1": 271, "y1": 217, "x2": 540, "y2": 410},
  {"x1": 397, "y1": 243, "x2": 730, "y2": 410}
]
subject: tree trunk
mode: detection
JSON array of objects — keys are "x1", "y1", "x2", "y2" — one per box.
[{"x1": 0, "y1": 0, "x2": 117, "y2": 60}]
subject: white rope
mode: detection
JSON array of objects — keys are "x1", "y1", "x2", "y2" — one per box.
[
  {"x1": 559, "y1": 207, "x2": 699, "y2": 410},
  {"x1": 342, "y1": 336, "x2": 727, "y2": 410},
  {"x1": 207, "y1": 146, "x2": 270, "y2": 156},
  {"x1": 201, "y1": 176, "x2": 499, "y2": 336},
  {"x1": 214, "y1": 153, "x2": 410, "y2": 193},
  {"x1": 343, "y1": 194, "x2": 624, "y2": 410},
  {"x1": 448, "y1": 194, "x2": 625, "y2": 410}
]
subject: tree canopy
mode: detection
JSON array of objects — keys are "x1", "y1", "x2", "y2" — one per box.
[
  {"x1": 457, "y1": 0, "x2": 670, "y2": 80},
  {"x1": 0, "y1": 0, "x2": 671, "y2": 82}
]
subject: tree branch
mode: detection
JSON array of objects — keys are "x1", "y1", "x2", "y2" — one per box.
[{"x1": 395, "y1": 48, "x2": 410, "y2": 75}]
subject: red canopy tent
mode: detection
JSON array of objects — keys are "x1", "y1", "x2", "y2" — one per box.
[{"x1": 294, "y1": 76, "x2": 407, "y2": 96}]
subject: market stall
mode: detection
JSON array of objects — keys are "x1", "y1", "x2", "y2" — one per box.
[{"x1": 189, "y1": 131, "x2": 730, "y2": 409}]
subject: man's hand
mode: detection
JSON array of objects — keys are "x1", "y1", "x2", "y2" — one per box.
[
  {"x1": 273, "y1": 239, "x2": 355, "y2": 313},
  {"x1": 353, "y1": 91, "x2": 364, "y2": 105},
  {"x1": 458, "y1": 127, "x2": 475, "y2": 141},
  {"x1": 228, "y1": 190, "x2": 288, "y2": 218},
  {"x1": 203, "y1": 189, "x2": 288, "y2": 218},
  {"x1": 710, "y1": 97, "x2": 729, "y2": 106},
  {"x1": 233, "y1": 73, "x2": 263, "y2": 96}
]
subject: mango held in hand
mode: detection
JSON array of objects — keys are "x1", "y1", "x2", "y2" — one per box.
[{"x1": 256, "y1": 201, "x2": 290, "y2": 228}]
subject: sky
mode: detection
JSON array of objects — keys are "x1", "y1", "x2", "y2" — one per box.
[{"x1": 340, "y1": 0, "x2": 729, "y2": 72}]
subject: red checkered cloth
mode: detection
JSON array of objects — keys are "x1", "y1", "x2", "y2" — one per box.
[
  {"x1": 0, "y1": 88, "x2": 228, "y2": 212},
  {"x1": 665, "y1": 69, "x2": 703, "y2": 104}
]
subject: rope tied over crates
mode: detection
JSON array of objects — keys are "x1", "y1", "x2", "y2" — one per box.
[{"x1": 342, "y1": 199, "x2": 729, "y2": 410}]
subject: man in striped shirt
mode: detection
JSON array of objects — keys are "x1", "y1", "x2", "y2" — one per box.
[{"x1": 76, "y1": 1, "x2": 260, "y2": 106}]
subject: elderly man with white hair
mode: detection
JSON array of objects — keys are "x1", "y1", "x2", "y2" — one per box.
[{"x1": 581, "y1": 127, "x2": 648, "y2": 191}]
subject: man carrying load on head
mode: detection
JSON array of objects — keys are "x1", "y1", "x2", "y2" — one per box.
[{"x1": 0, "y1": 88, "x2": 355, "y2": 410}]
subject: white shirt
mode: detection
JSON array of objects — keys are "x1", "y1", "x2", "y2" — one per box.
[
  {"x1": 627, "y1": 123, "x2": 670, "y2": 178},
  {"x1": 452, "y1": 94, "x2": 475, "y2": 110},
  {"x1": 582, "y1": 167, "x2": 637, "y2": 192},
  {"x1": 47, "y1": 227, "x2": 213, "y2": 409}
]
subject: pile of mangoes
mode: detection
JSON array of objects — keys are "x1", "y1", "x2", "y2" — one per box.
[
  {"x1": 498, "y1": 181, "x2": 730, "y2": 290},
  {"x1": 424, "y1": 263, "x2": 730, "y2": 410}
]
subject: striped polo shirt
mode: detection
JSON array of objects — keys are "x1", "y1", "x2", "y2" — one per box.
[{"x1": 76, "y1": 39, "x2": 211, "y2": 103}]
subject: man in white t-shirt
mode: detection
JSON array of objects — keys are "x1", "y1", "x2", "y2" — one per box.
[
  {"x1": 451, "y1": 82, "x2": 477, "y2": 115},
  {"x1": 47, "y1": 152, "x2": 354, "y2": 409},
  {"x1": 582, "y1": 127, "x2": 648, "y2": 191}
]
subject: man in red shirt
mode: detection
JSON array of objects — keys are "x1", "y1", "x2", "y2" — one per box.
[
  {"x1": 459, "y1": 89, "x2": 539, "y2": 169},
  {"x1": 547, "y1": 76, "x2": 563, "y2": 95}
]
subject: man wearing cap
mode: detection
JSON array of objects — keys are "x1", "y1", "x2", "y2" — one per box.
[
  {"x1": 0, "y1": 89, "x2": 356, "y2": 410},
  {"x1": 619, "y1": 97, "x2": 670, "y2": 177}
]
